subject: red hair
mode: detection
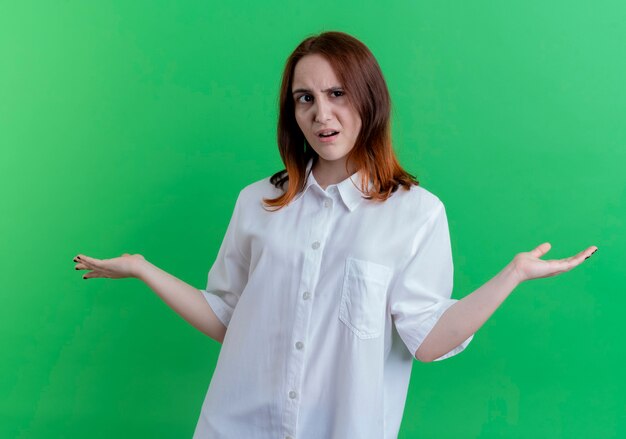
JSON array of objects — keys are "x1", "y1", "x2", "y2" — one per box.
[{"x1": 263, "y1": 31, "x2": 418, "y2": 211}]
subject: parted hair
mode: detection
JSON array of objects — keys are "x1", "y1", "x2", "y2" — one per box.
[{"x1": 263, "y1": 31, "x2": 419, "y2": 211}]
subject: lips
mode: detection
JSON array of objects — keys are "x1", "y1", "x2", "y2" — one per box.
[
  {"x1": 315, "y1": 128, "x2": 339, "y2": 137},
  {"x1": 315, "y1": 129, "x2": 340, "y2": 138},
  {"x1": 315, "y1": 130, "x2": 339, "y2": 143}
]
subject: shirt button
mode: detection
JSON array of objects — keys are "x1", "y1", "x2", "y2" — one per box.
[
  {"x1": 295, "y1": 341, "x2": 304, "y2": 350},
  {"x1": 323, "y1": 200, "x2": 331, "y2": 208},
  {"x1": 302, "y1": 291, "x2": 311, "y2": 300},
  {"x1": 311, "y1": 241, "x2": 320, "y2": 250},
  {"x1": 286, "y1": 436, "x2": 293, "y2": 439},
  {"x1": 289, "y1": 390, "x2": 297, "y2": 399}
]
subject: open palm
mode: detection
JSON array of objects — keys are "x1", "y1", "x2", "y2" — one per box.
[
  {"x1": 512, "y1": 242, "x2": 598, "y2": 283},
  {"x1": 73, "y1": 253, "x2": 146, "y2": 279}
]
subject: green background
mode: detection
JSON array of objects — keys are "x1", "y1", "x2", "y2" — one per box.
[{"x1": 1, "y1": 1, "x2": 624, "y2": 437}]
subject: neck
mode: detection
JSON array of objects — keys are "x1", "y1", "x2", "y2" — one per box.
[{"x1": 311, "y1": 157, "x2": 357, "y2": 190}]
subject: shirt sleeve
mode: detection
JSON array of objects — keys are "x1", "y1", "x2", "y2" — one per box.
[
  {"x1": 389, "y1": 200, "x2": 473, "y2": 361},
  {"x1": 200, "y1": 192, "x2": 249, "y2": 328}
]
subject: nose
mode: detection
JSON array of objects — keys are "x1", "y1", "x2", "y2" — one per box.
[{"x1": 313, "y1": 98, "x2": 332, "y2": 123}]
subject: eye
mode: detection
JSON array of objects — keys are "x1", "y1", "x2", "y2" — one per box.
[
  {"x1": 296, "y1": 94, "x2": 313, "y2": 104},
  {"x1": 331, "y1": 90, "x2": 345, "y2": 98}
]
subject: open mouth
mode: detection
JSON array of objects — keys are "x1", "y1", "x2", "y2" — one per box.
[{"x1": 318, "y1": 131, "x2": 339, "y2": 138}]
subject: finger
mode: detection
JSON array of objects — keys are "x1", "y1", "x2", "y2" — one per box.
[
  {"x1": 561, "y1": 246, "x2": 598, "y2": 265},
  {"x1": 529, "y1": 242, "x2": 551, "y2": 258},
  {"x1": 583, "y1": 246, "x2": 599, "y2": 261},
  {"x1": 83, "y1": 270, "x2": 105, "y2": 279},
  {"x1": 551, "y1": 247, "x2": 597, "y2": 274},
  {"x1": 74, "y1": 254, "x2": 101, "y2": 268}
]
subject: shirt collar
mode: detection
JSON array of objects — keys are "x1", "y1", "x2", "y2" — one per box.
[{"x1": 293, "y1": 158, "x2": 373, "y2": 212}]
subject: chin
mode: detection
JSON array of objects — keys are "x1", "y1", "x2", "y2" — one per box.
[
  {"x1": 313, "y1": 147, "x2": 350, "y2": 161},
  {"x1": 317, "y1": 154, "x2": 348, "y2": 163}
]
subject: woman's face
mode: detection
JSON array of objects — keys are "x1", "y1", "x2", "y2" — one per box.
[{"x1": 292, "y1": 54, "x2": 362, "y2": 168}]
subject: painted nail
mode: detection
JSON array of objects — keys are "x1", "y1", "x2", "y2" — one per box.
[{"x1": 585, "y1": 256, "x2": 590, "y2": 260}]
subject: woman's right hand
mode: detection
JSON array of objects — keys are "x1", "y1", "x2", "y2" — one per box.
[{"x1": 73, "y1": 253, "x2": 146, "y2": 279}]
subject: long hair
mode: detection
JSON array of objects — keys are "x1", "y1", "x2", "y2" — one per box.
[{"x1": 263, "y1": 31, "x2": 419, "y2": 211}]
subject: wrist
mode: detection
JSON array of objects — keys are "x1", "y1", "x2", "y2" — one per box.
[
  {"x1": 133, "y1": 258, "x2": 154, "y2": 281},
  {"x1": 505, "y1": 258, "x2": 525, "y2": 287}
]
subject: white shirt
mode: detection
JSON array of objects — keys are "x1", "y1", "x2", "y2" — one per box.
[{"x1": 193, "y1": 158, "x2": 473, "y2": 439}]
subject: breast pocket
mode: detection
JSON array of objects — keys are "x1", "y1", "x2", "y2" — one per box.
[{"x1": 339, "y1": 257, "x2": 393, "y2": 340}]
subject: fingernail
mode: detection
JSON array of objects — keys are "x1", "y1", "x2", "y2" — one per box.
[
  {"x1": 73, "y1": 258, "x2": 78, "y2": 262},
  {"x1": 75, "y1": 267, "x2": 79, "y2": 270},
  {"x1": 83, "y1": 276, "x2": 87, "y2": 280},
  {"x1": 585, "y1": 256, "x2": 590, "y2": 260},
  {"x1": 592, "y1": 249, "x2": 598, "y2": 254}
]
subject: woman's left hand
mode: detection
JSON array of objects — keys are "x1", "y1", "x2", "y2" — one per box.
[{"x1": 512, "y1": 242, "x2": 598, "y2": 283}]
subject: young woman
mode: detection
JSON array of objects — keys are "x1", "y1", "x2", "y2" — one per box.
[{"x1": 73, "y1": 31, "x2": 597, "y2": 439}]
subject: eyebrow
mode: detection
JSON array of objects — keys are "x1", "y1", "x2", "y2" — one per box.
[{"x1": 292, "y1": 86, "x2": 343, "y2": 95}]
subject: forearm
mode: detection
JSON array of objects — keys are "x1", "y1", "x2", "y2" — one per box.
[
  {"x1": 415, "y1": 262, "x2": 521, "y2": 362},
  {"x1": 135, "y1": 260, "x2": 227, "y2": 343}
]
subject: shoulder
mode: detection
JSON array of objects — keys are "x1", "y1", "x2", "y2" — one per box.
[
  {"x1": 388, "y1": 184, "x2": 445, "y2": 219},
  {"x1": 376, "y1": 184, "x2": 448, "y2": 239},
  {"x1": 235, "y1": 175, "x2": 283, "y2": 210}
]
